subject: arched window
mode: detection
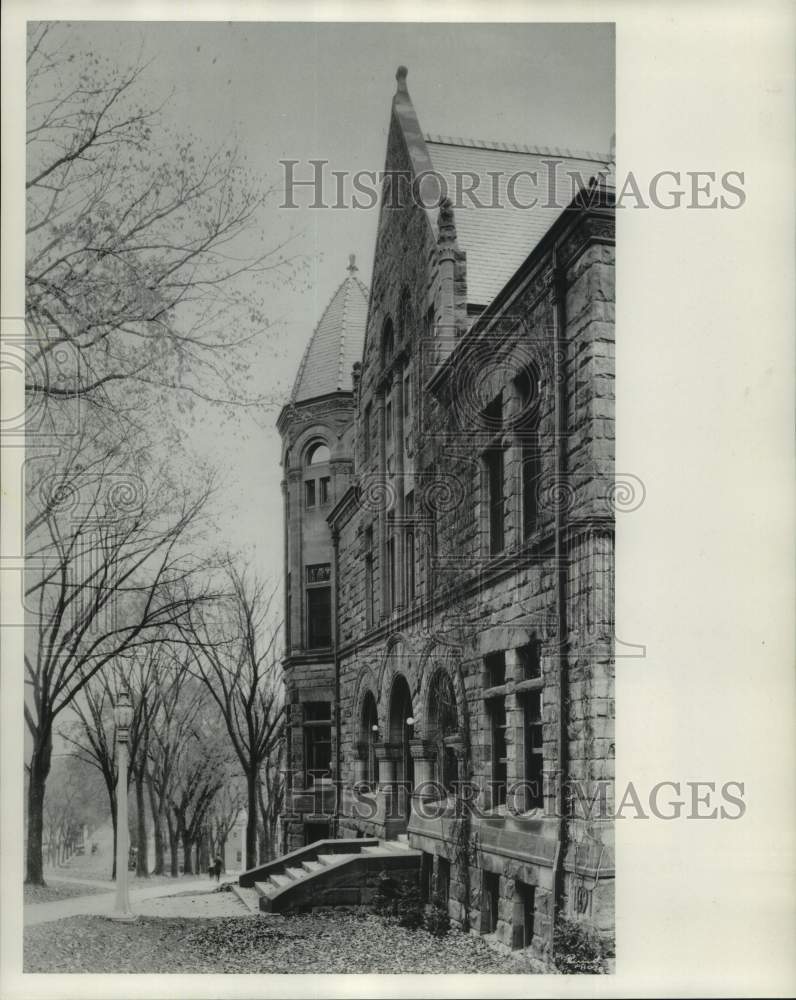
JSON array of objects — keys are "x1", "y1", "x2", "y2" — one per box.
[
  {"x1": 304, "y1": 441, "x2": 331, "y2": 509},
  {"x1": 360, "y1": 691, "x2": 378, "y2": 785},
  {"x1": 427, "y1": 670, "x2": 460, "y2": 794},
  {"x1": 306, "y1": 442, "x2": 330, "y2": 466}
]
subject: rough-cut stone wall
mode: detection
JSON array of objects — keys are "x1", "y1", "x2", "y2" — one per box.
[
  {"x1": 278, "y1": 392, "x2": 358, "y2": 853},
  {"x1": 331, "y1": 185, "x2": 615, "y2": 953}
]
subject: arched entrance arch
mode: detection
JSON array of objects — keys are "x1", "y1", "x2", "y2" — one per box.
[
  {"x1": 426, "y1": 669, "x2": 460, "y2": 793},
  {"x1": 388, "y1": 674, "x2": 415, "y2": 790},
  {"x1": 359, "y1": 690, "x2": 378, "y2": 785}
]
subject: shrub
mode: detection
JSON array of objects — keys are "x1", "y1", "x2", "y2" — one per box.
[
  {"x1": 371, "y1": 871, "x2": 424, "y2": 929},
  {"x1": 396, "y1": 883, "x2": 424, "y2": 930},
  {"x1": 371, "y1": 873, "x2": 401, "y2": 919},
  {"x1": 424, "y1": 893, "x2": 451, "y2": 938},
  {"x1": 553, "y1": 916, "x2": 614, "y2": 975}
]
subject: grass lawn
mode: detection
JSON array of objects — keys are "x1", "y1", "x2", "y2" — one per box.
[{"x1": 24, "y1": 910, "x2": 541, "y2": 974}]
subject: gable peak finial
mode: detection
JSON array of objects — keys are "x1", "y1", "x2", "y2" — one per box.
[
  {"x1": 347, "y1": 254, "x2": 358, "y2": 274},
  {"x1": 396, "y1": 65, "x2": 408, "y2": 93}
]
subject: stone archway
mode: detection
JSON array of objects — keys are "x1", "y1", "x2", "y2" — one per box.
[{"x1": 388, "y1": 674, "x2": 415, "y2": 789}]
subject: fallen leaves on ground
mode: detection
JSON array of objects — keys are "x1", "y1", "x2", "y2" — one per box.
[
  {"x1": 24, "y1": 910, "x2": 539, "y2": 974},
  {"x1": 24, "y1": 881, "x2": 109, "y2": 905}
]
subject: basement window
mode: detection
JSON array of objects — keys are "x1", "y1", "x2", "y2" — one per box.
[
  {"x1": 512, "y1": 882, "x2": 535, "y2": 949},
  {"x1": 481, "y1": 871, "x2": 500, "y2": 934}
]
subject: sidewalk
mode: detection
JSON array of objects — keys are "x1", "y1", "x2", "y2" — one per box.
[{"x1": 25, "y1": 877, "x2": 236, "y2": 926}]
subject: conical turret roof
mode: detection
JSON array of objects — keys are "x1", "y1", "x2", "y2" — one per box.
[{"x1": 290, "y1": 256, "x2": 368, "y2": 404}]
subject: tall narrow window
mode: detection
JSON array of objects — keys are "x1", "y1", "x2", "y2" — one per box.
[
  {"x1": 303, "y1": 701, "x2": 332, "y2": 785},
  {"x1": 306, "y1": 563, "x2": 331, "y2": 648},
  {"x1": 385, "y1": 397, "x2": 393, "y2": 442},
  {"x1": 386, "y1": 513, "x2": 396, "y2": 614},
  {"x1": 364, "y1": 527, "x2": 374, "y2": 629},
  {"x1": 319, "y1": 476, "x2": 330, "y2": 505},
  {"x1": 426, "y1": 305, "x2": 436, "y2": 339},
  {"x1": 522, "y1": 434, "x2": 541, "y2": 538},
  {"x1": 483, "y1": 392, "x2": 505, "y2": 555},
  {"x1": 286, "y1": 572, "x2": 292, "y2": 653},
  {"x1": 304, "y1": 480, "x2": 316, "y2": 508},
  {"x1": 405, "y1": 491, "x2": 415, "y2": 603},
  {"x1": 523, "y1": 690, "x2": 544, "y2": 809},
  {"x1": 487, "y1": 687, "x2": 508, "y2": 808},
  {"x1": 363, "y1": 403, "x2": 372, "y2": 461}
]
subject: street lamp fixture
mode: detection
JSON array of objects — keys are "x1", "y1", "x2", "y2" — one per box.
[{"x1": 111, "y1": 687, "x2": 135, "y2": 921}]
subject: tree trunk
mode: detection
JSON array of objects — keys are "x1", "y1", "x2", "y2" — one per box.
[
  {"x1": 147, "y1": 777, "x2": 164, "y2": 875},
  {"x1": 182, "y1": 831, "x2": 193, "y2": 874},
  {"x1": 25, "y1": 738, "x2": 52, "y2": 885},
  {"x1": 199, "y1": 832, "x2": 209, "y2": 874},
  {"x1": 166, "y1": 813, "x2": 179, "y2": 877},
  {"x1": 135, "y1": 771, "x2": 149, "y2": 877},
  {"x1": 245, "y1": 771, "x2": 257, "y2": 869}
]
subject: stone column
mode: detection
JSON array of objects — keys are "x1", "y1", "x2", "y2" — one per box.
[
  {"x1": 376, "y1": 387, "x2": 388, "y2": 622},
  {"x1": 375, "y1": 743, "x2": 397, "y2": 787},
  {"x1": 286, "y1": 468, "x2": 304, "y2": 651},
  {"x1": 393, "y1": 360, "x2": 405, "y2": 611},
  {"x1": 352, "y1": 745, "x2": 368, "y2": 787},
  {"x1": 409, "y1": 738, "x2": 437, "y2": 799},
  {"x1": 504, "y1": 374, "x2": 524, "y2": 551}
]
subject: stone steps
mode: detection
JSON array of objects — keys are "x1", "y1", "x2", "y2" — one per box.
[{"x1": 246, "y1": 838, "x2": 421, "y2": 914}]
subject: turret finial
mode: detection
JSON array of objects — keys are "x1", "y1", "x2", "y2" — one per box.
[
  {"x1": 347, "y1": 254, "x2": 358, "y2": 274},
  {"x1": 396, "y1": 66, "x2": 408, "y2": 93}
]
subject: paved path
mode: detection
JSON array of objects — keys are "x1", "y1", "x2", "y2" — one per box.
[{"x1": 25, "y1": 878, "x2": 239, "y2": 926}]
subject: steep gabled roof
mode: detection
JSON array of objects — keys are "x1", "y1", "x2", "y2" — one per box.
[
  {"x1": 389, "y1": 67, "x2": 612, "y2": 309},
  {"x1": 424, "y1": 136, "x2": 611, "y2": 307},
  {"x1": 290, "y1": 258, "x2": 369, "y2": 404}
]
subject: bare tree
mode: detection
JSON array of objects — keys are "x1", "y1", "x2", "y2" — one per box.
[
  {"x1": 258, "y1": 748, "x2": 285, "y2": 865},
  {"x1": 183, "y1": 562, "x2": 285, "y2": 869},
  {"x1": 168, "y1": 709, "x2": 230, "y2": 875},
  {"x1": 24, "y1": 454, "x2": 217, "y2": 885},
  {"x1": 209, "y1": 778, "x2": 245, "y2": 862},
  {"x1": 146, "y1": 655, "x2": 207, "y2": 875},
  {"x1": 26, "y1": 22, "x2": 303, "y2": 415}
]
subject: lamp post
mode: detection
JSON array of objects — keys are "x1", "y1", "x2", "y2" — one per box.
[{"x1": 112, "y1": 687, "x2": 135, "y2": 921}]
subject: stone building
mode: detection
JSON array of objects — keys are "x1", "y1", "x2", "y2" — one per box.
[{"x1": 276, "y1": 67, "x2": 615, "y2": 955}]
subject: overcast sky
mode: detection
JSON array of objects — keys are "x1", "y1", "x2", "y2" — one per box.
[{"x1": 47, "y1": 20, "x2": 614, "y2": 580}]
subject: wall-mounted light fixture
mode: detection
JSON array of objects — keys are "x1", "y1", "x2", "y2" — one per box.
[{"x1": 406, "y1": 716, "x2": 415, "y2": 727}]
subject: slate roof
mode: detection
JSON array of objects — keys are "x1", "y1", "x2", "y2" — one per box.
[
  {"x1": 290, "y1": 264, "x2": 369, "y2": 404},
  {"x1": 424, "y1": 135, "x2": 611, "y2": 307}
]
